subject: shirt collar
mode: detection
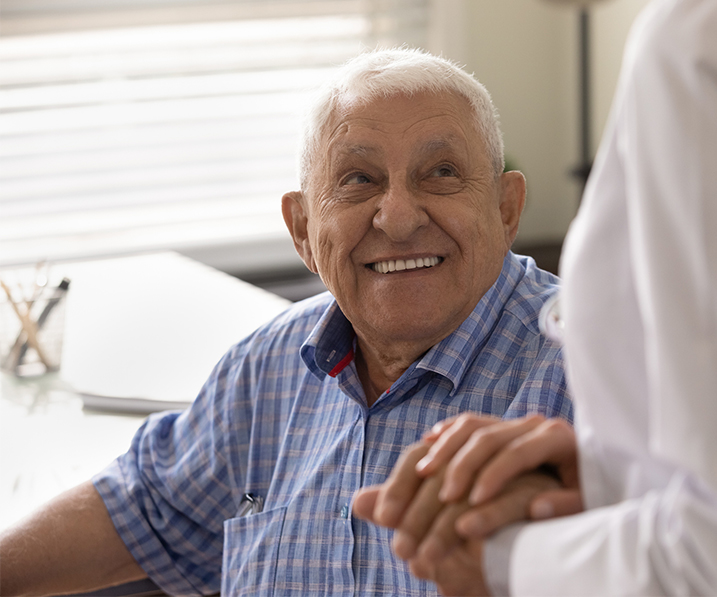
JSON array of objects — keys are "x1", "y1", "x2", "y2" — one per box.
[
  {"x1": 300, "y1": 299, "x2": 355, "y2": 379},
  {"x1": 301, "y1": 252, "x2": 525, "y2": 385},
  {"x1": 415, "y1": 252, "x2": 525, "y2": 394}
]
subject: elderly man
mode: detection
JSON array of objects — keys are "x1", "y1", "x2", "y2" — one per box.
[{"x1": 0, "y1": 48, "x2": 571, "y2": 596}]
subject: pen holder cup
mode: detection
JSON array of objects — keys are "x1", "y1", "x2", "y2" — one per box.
[{"x1": 0, "y1": 286, "x2": 68, "y2": 377}]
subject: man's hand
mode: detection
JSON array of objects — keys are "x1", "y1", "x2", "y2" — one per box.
[
  {"x1": 406, "y1": 467, "x2": 572, "y2": 596},
  {"x1": 353, "y1": 449, "x2": 561, "y2": 596},
  {"x1": 352, "y1": 440, "x2": 562, "y2": 551},
  {"x1": 354, "y1": 414, "x2": 582, "y2": 535},
  {"x1": 353, "y1": 413, "x2": 584, "y2": 594},
  {"x1": 416, "y1": 413, "x2": 584, "y2": 535},
  {"x1": 353, "y1": 443, "x2": 490, "y2": 596},
  {"x1": 408, "y1": 525, "x2": 488, "y2": 597},
  {"x1": 353, "y1": 414, "x2": 580, "y2": 595},
  {"x1": 352, "y1": 415, "x2": 501, "y2": 531}
]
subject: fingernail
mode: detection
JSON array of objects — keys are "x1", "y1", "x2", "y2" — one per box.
[
  {"x1": 424, "y1": 422, "x2": 443, "y2": 439},
  {"x1": 531, "y1": 499, "x2": 554, "y2": 520},
  {"x1": 422, "y1": 429, "x2": 437, "y2": 441},
  {"x1": 415, "y1": 456, "x2": 431, "y2": 474}
]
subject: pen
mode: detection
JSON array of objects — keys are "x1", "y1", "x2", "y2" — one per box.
[
  {"x1": 14, "y1": 278, "x2": 71, "y2": 367},
  {"x1": 0, "y1": 279, "x2": 51, "y2": 369},
  {"x1": 237, "y1": 493, "x2": 264, "y2": 517}
]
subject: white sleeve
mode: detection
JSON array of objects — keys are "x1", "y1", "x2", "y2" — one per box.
[
  {"x1": 510, "y1": 473, "x2": 717, "y2": 595},
  {"x1": 483, "y1": 523, "x2": 524, "y2": 595},
  {"x1": 508, "y1": 1, "x2": 717, "y2": 594}
]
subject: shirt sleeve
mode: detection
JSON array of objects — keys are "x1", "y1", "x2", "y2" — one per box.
[
  {"x1": 93, "y1": 343, "x2": 254, "y2": 596},
  {"x1": 508, "y1": 1, "x2": 717, "y2": 594},
  {"x1": 502, "y1": 338, "x2": 573, "y2": 424}
]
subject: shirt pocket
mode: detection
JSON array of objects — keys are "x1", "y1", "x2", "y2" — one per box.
[{"x1": 222, "y1": 506, "x2": 287, "y2": 596}]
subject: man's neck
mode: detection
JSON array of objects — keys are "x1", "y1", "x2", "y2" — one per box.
[{"x1": 354, "y1": 338, "x2": 428, "y2": 407}]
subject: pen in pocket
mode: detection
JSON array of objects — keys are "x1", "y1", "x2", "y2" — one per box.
[{"x1": 237, "y1": 493, "x2": 264, "y2": 517}]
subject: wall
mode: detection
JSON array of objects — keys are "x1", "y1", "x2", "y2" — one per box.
[
  {"x1": 592, "y1": 0, "x2": 652, "y2": 147},
  {"x1": 429, "y1": 0, "x2": 650, "y2": 247}
]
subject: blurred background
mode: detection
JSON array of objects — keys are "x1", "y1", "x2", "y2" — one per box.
[{"x1": 0, "y1": 0, "x2": 650, "y2": 300}]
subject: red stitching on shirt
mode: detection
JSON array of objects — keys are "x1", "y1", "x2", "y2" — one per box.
[{"x1": 328, "y1": 348, "x2": 354, "y2": 377}]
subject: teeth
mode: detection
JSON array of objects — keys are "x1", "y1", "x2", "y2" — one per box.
[{"x1": 371, "y1": 256, "x2": 441, "y2": 274}]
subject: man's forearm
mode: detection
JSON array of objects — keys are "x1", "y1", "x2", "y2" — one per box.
[{"x1": 0, "y1": 480, "x2": 147, "y2": 596}]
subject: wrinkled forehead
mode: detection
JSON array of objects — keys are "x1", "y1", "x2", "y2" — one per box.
[
  {"x1": 329, "y1": 89, "x2": 474, "y2": 131},
  {"x1": 318, "y1": 91, "x2": 490, "y2": 166}
]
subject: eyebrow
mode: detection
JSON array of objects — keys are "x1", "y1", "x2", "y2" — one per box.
[
  {"x1": 329, "y1": 132, "x2": 467, "y2": 170},
  {"x1": 343, "y1": 144, "x2": 380, "y2": 158},
  {"x1": 417, "y1": 137, "x2": 461, "y2": 156},
  {"x1": 338, "y1": 137, "x2": 458, "y2": 158}
]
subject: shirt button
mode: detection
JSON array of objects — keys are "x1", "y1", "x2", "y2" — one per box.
[{"x1": 340, "y1": 505, "x2": 350, "y2": 519}]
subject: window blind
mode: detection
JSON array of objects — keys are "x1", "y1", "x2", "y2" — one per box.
[{"x1": 0, "y1": 0, "x2": 429, "y2": 270}]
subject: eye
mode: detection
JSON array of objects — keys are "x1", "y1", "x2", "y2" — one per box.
[
  {"x1": 421, "y1": 162, "x2": 464, "y2": 195},
  {"x1": 343, "y1": 172, "x2": 371, "y2": 185},
  {"x1": 429, "y1": 164, "x2": 458, "y2": 178}
]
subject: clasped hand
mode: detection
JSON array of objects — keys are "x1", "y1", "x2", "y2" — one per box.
[{"x1": 353, "y1": 414, "x2": 582, "y2": 596}]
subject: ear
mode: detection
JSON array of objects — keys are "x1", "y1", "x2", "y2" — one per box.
[
  {"x1": 498, "y1": 171, "x2": 526, "y2": 249},
  {"x1": 282, "y1": 191, "x2": 318, "y2": 273}
]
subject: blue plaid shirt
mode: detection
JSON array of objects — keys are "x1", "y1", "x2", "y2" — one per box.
[{"x1": 94, "y1": 252, "x2": 572, "y2": 596}]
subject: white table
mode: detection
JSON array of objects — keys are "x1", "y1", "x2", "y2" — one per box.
[{"x1": 0, "y1": 252, "x2": 291, "y2": 532}]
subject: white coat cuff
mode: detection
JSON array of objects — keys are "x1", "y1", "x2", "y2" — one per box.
[{"x1": 483, "y1": 522, "x2": 527, "y2": 595}]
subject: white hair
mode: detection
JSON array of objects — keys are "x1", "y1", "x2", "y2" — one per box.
[{"x1": 299, "y1": 47, "x2": 505, "y2": 190}]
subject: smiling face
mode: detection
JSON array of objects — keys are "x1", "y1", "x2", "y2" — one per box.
[{"x1": 283, "y1": 91, "x2": 525, "y2": 362}]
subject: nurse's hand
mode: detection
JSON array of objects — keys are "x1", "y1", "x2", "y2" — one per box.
[
  {"x1": 353, "y1": 413, "x2": 583, "y2": 542},
  {"x1": 353, "y1": 443, "x2": 561, "y2": 596},
  {"x1": 417, "y1": 413, "x2": 583, "y2": 535}
]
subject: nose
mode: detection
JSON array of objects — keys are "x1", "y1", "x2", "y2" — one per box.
[{"x1": 372, "y1": 182, "x2": 429, "y2": 242}]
